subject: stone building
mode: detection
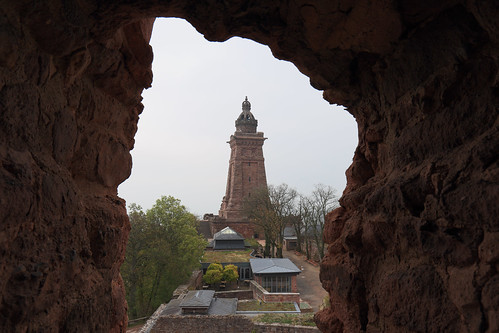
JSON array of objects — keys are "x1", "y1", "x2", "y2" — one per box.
[
  {"x1": 249, "y1": 258, "x2": 301, "y2": 303},
  {"x1": 203, "y1": 97, "x2": 268, "y2": 239},
  {"x1": 208, "y1": 227, "x2": 246, "y2": 250}
]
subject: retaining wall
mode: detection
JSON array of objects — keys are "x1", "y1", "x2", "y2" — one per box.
[
  {"x1": 147, "y1": 315, "x2": 319, "y2": 333},
  {"x1": 250, "y1": 280, "x2": 300, "y2": 303}
]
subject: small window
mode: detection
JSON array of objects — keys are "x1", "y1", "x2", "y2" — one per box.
[
  {"x1": 248, "y1": 162, "x2": 251, "y2": 166},
  {"x1": 248, "y1": 177, "x2": 251, "y2": 182}
]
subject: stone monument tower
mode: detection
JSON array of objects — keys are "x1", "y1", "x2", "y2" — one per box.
[
  {"x1": 204, "y1": 97, "x2": 268, "y2": 239},
  {"x1": 219, "y1": 96, "x2": 268, "y2": 220}
]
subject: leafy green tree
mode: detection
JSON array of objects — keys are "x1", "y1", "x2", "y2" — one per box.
[
  {"x1": 222, "y1": 264, "x2": 239, "y2": 283},
  {"x1": 206, "y1": 263, "x2": 223, "y2": 273},
  {"x1": 121, "y1": 196, "x2": 207, "y2": 319},
  {"x1": 120, "y1": 203, "x2": 148, "y2": 319},
  {"x1": 203, "y1": 269, "x2": 223, "y2": 285}
]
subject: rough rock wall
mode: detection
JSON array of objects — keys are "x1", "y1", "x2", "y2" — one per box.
[
  {"x1": 0, "y1": 0, "x2": 498, "y2": 332},
  {"x1": 0, "y1": 1, "x2": 154, "y2": 331}
]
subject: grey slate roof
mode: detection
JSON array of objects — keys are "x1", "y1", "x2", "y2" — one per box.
[
  {"x1": 160, "y1": 299, "x2": 182, "y2": 315},
  {"x1": 207, "y1": 298, "x2": 237, "y2": 315},
  {"x1": 213, "y1": 227, "x2": 245, "y2": 241},
  {"x1": 211, "y1": 239, "x2": 253, "y2": 247},
  {"x1": 160, "y1": 294, "x2": 237, "y2": 316},
  {"x1": 179, "y1": 290, "x2": 215, "y2": 308},
  {"x1": 249, "y1": 258, "x2": 301, "y2": 275}
]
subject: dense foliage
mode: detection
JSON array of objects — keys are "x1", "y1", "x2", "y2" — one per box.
[
  {"x1": 121, "y1": 196, "x2": 207, "y2": 319},
  {"x1": 203, "y1": 263, "x2": 223, "y2": 285},
  {"x1": 206, "y1": 263, "x2": 223, "y2": 272},
  {"x1": 203, "y1": 269, "x2": 223, "y2": 285},
  {"x1": 222, "y1": 264, "x2": 239, "y2": 282},
  {"x1": 202, "y1": 263, "x2": 239, "y2": 285}
]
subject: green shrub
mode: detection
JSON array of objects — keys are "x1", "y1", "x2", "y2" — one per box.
[
  {"x1": 203, "y1": 269, "x2": 222, "y2": 285},
  {"x1": 222, "y1": 264, "x2": 239, "y2": 282},
  {"x1": 206, "y1": 262, "x2": 223, "y2": 272}
]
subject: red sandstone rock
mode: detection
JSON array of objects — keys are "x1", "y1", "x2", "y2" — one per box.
[{"x1": 0, "y1": 1, "x2": 497, "y2": 332}]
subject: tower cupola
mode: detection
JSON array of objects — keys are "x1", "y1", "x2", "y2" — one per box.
[{"x1": 235, "y1": 96, "x2": 258, "y2": 133}]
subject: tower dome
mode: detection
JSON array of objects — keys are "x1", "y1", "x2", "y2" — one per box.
[{"x1": 235, "y1": 96, "x2": 258, "y2": 133}]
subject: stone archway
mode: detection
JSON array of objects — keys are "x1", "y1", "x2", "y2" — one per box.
[{"x1": 0, "y1": 1, "x2": 497, "y2": 332}]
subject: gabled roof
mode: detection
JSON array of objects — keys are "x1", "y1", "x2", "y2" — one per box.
[
  {"x1": 179, "y1": 290, "x2": 214, "y2": 308},
  {"x1": 213, "y1": 227, "x2": 244, "y2": 241},
  {"x1": 249, "y1": 258, "x2": 301, "y2": 275}
]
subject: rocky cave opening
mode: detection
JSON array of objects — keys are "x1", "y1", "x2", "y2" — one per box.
[
  {"x1": 0, "y1": 1, "x2": 497, "y2": 332},
  {"x1": 118, "y1": 17, "x2": 357, "y2": 223}
]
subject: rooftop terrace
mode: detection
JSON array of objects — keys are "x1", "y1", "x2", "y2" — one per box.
[{"x1": 201, "y1": 248, "x2": 253, "y2": 263}]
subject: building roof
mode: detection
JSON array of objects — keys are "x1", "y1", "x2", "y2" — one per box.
[
  {"x1": 213, "y1": 227, "x2": 245, "y2": 241},
  {"x1": 179, "y1": 290, "x2": 215, "y2": 308},
  {"x1": 213, "y1": 239, "x2": 246, "y2": 250},
  {"x1": 249, "y1": 258, "x2": 301, "y2": 275},
  {"x1": 207, "y1": 298, "x2": 237, "y2": 315},
  {"x1": 162, "y1": 293, "x2": 237, "y2": 316},
  {"x1": 161, "y1": 299, "x2": 182, "y2": 315}
]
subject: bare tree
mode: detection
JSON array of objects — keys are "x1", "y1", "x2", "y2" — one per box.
[
  {"x1": 244, "y1": 183, "x2": 297, "y2": 258},
  {"x1": 243, "y1": 185, "x2": 274, "y2": 257},
  {"x1": 298, "y1": 195, "x2": 314, "y2": 260},
  {"x1": 287, "y1": 214, "x2": 303, "y2": 253},
  {"x1": 308, "y1": 184, "x2": 339, "y2": 260},
  {"x1": 269, "y1": 184, "x2": 298, "y2": 257},
  {"x1": 245, "y1": 183, "x2": 335, "y2": 260}
]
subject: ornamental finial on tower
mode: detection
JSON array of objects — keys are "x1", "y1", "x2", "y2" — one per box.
[
  {"x1": 242, "y1": 96, "x2": 251, "y2": 111},
  {"x1": 235, "y1": 96, "x2": 257, "y2": 133}
]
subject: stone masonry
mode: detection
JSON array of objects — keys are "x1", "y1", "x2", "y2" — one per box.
[{"x1": 206, "y1": 97, "x2": 268, "y2": 238}]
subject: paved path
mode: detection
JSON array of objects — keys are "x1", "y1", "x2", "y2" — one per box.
[{"x1": 283, "y1": 249, "x2": 327, "y2": 312}]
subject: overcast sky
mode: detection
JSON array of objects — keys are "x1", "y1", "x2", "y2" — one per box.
[{"x1": 117, "y1": 18, "x2": 358, "y2": 217}]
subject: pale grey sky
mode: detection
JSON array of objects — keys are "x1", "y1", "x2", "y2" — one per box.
[{"x1": 117, "y1": 18, "x2": 358, "y2": 217}]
